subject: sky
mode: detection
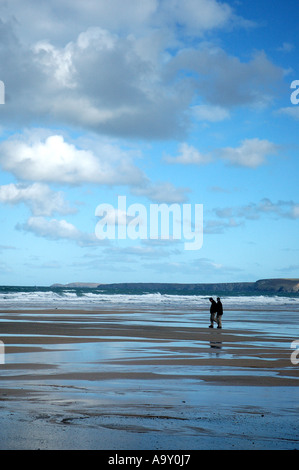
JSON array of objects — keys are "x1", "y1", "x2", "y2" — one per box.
[{"x1": 0, "y1": 0, "x2": 298, "y2": 286}]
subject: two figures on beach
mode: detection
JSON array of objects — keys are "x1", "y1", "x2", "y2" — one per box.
[{"x1": 209, "y1": 297, "x2": 223, "y2": 329}]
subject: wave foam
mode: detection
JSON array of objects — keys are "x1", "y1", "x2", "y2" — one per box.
[{"x1": 0, "y1": 287, "x2": 298, "y2": 310}]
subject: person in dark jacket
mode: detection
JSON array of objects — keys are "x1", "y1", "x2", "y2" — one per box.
[
  {"x1": 209, "y1": 297, "x2": 217, "y2": 328},
  {"x1": 216, "y1": 297, "x2": 223, "y2": 329}
]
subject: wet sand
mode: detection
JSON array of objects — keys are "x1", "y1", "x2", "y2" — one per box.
[{"x1": 0, "y1": 306, "x2": 298, "y2": 450}]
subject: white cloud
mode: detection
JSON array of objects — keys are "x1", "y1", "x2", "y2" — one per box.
[
  {"x1": 95, "y1": 208, "x2": 137, "y2": 226},
  {"x1": 0, "y1": 132, "x2": 188, "y2": 203},
  {"x1": 0, "y1": 19, "x2": 188, "y2": 139},
  {"x1": 32, "y1": 40, "x2": 76, "y2": 89},
  {"x1": 158, "y1": 0, "x2": 234, "y2": 34},
  {"x1": 18, "y1": 216, "x2": 101, "y2": 246},
  {"x1": 27, "y1": 25, "x2": 192, "y2": 139},
  {"x1": 1, "y1": 0, "x2": 159, "y2": 45},
  {"x1": 0, "y1": 134, "x2": 144, "y2": 186},
  {"x1": 168, "y1": 48, "x2": 284, "y2": 109},
  {"x1": 0, "y1": 182, "x2": 74, "y2": 216},
  {"x1": 0, "y1": 5, "x2": 283, "y2": 139},
  {"x1": 164, "y1": 138, "x2": 279, "y2": 168},
  {"x1": 203, "y1": 198, "x2": 299, "y2": 235},
  {"x1": 214, "y1": 198, "x2": 299, "y2": 221},
  {"x1": 164, "y1": 142, "x2": 212, "y2": 165},
  {"x1": 219, "y1": 138, "x2": 279, "y2": 168},
  {"x1": 20, "y1": 217, "x2": 80, "y2": 239},
  {"x1": 1, "y1": 0, "x2": 237, "y2": 45}
]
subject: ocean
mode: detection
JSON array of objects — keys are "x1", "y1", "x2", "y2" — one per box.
[{"x1": 0, "y1": 285, "x2": 298, "y2": 311}]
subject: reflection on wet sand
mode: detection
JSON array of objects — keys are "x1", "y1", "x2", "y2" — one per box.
[{"x1": 0, "y1": 306, "x2": 298, "y2": 449}]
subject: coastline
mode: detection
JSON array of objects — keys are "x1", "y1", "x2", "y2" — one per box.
[{"x1": 50, "y1": 278, "x2": 299, "y2": 294}]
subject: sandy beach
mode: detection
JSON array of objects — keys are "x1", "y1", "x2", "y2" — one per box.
[{"x1": 0, "y1": 304, "x2": 298, "y2": 450}]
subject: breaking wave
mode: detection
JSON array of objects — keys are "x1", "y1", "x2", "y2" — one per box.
[{"x1": 0, "y1": 285, "x2": 298, "y2": 310}]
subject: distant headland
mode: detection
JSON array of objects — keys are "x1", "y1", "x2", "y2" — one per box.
[{"x1": 50, "y1": 278, "x2": 299, "y2": 294}]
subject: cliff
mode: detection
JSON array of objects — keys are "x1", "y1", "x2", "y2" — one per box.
[
  {"x1": 50, "y1": 279, "x2": 299, "y2": 294},
  {"x1": 254, "y1": 278, "x2": 299, "y2": 293}
]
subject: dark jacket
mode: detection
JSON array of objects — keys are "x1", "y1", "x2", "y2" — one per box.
[
  {"x1": 210, "y1": 300, "x2": 217, "y2": 314},
  {"x1": 216, "y1": 300, "x2": 223, "y2": 315}
]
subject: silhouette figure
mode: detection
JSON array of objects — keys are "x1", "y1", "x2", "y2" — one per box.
[
  {"x1": 209, "y1": 297, "x2": 217, "y2": 328},
  {"x1": 216, "y1": 297, "x2": 223, "y2": 329}
]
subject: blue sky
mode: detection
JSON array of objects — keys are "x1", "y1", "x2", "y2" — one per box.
[{"x1": 0, "y1": 0, "x2": 298, "y2": 286}]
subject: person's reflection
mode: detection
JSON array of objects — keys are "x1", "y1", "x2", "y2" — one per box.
[{"x1": 210, "y1": 336, "x2": 222, "y2": 356}]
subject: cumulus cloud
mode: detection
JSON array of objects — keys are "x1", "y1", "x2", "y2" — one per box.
[
  {"x1": 0, "y1": 131, "x2": 189, "y2": 203},
  {"x1": 164, "y1": 142, "x2": 212, "y2": 165},
  {"x1": 1, "y1": 0, "x2": 159, "y2": 45},
  {"x1": 204, "y1": 198, "x2": 299, "y2": 235},
  {"x1": 0, "y1": 182, "x2": 75, "y2": 216},
  {"x1": 214, "y1": 198, "x2": 299, "y2": 221},
  {"x1": 1, "y1": 0, "x2": 239, "y2": 45},
  {"x1": 165, "y1": 138, "x2": 279, "y2": 168},
  {"x1": 0, "y1": 133, "x2": 144, "y2": 185},
  {"x1": 0, "y1": 19, "x2": 190, "y2": 139},
  {"x1": 168, "y1": 47, "x2": 284, "y2": 109},
  {"x1": 157, "y1": 0, "x2": 234, "y2": 34},
  {"x1": 17, "y1": 216, "x2": 101, "y2": 246},
  {"x1": 0, "y1": 2, "x2": 284, "y2": 139},
  {"x1": 219, "y1": 138, "x2": 279, "y2": 168}
]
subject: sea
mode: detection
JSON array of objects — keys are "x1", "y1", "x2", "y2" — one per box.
[{"x1": 0, "y1": 284, "x2": 298, "y2": 311}]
